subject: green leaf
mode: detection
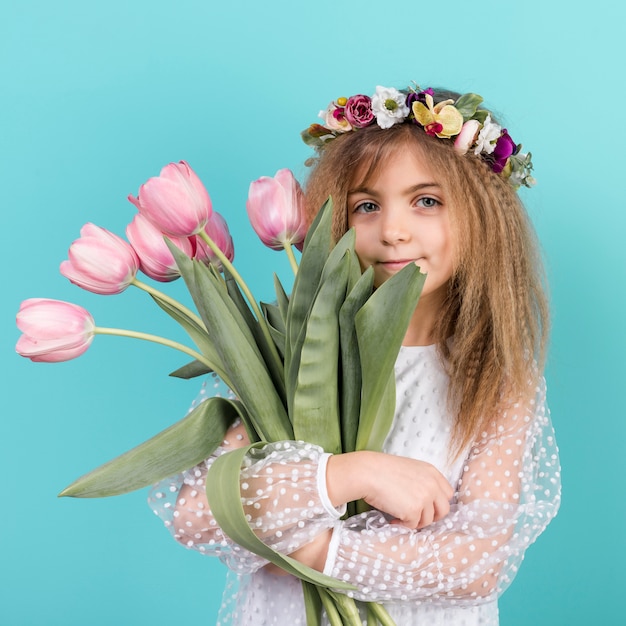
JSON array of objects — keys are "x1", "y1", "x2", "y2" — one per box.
[
  {"x1": 207, "y1": 445, "x2": 356, "y2": 589},
  {"x1": 302, "y1": 582, "x2": 323, "y2": 626},
  {"x1": 338, "y1": 266, "x2": 374, "y2": 453},
  {"x1": 149, "y1": 291, "x2": 224, "y2": 378},
  {"x1": 366, "y1": 601, "x2": 397, "y2": 626},
  {"x1": 169, "y1": 359, "x2": 212, "y2": 379},
  {"x1": 171, "y1": 245, "x2": 293, "y2": 442},
  {"x1": 326, "y1": 590, "x2": 362, "y2": 626},
  {"x1": 273, "y1": 273, "x2": 290, "y2": 322},
  {"x1": 320, "y1": 228, "x2": 355, "y2": 282},
  {"x1": 286, "y1": 198, "x2": 333, "y2": 358},
  {"x1": 473, "y1": 109, "x2": 490, "y2": 124},
  {"x1": 454, "y1": 93, "x2": 484, "y2": 120},
  {"x1": 261, "y1": 301, "x2": 286, "y2": 357},
  {"x1": 317, "y1": 588, "x2": 344, "y2": 626},
  {"x1": 223, "y1": 267, "x2": 286, "y2": 402},
  {"x1": 355, "y1": 264, "x2": 426, "y2": 451},
  {"x1": 59, "y1": 397, "x2": 240, "y2": 498},
  {"x1": 292, "y1": 251, "x2": 350, "y2": 454}
]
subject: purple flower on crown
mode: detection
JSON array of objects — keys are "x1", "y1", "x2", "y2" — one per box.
[
  {"x1": 406, "y1": 88, "x2": 435, "y2": 109},
  {"x1": 490, "y1": 130, "x2": 517, "y2": 174}
]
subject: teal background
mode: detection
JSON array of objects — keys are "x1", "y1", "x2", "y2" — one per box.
[{"x1": 2, "y1": 1, "x2": 624, "y2": 623}]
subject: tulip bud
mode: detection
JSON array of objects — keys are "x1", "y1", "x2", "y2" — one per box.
[
  {"x1": 246, "y1": 169, "x2": 307, "y2": 251},
  {"x1": 126, "y1": 214, "x2": 195, "y2": 282},
  {"x1": 128, "y1": 161, "x2": 212, "y2": 237},
  {"x1": 60, "y1": 223, "x2": 140, "y2": 294},
  {"x1": 16, "y1": 298, "x2": 95, "y2": 363},
  {"x1": 193, "y1": 211, "x2": 235, "y2": 267}
]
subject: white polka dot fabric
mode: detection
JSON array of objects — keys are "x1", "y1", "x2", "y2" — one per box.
[{"x1": 149, "y1": 347, "x2": 560, "y2": 625}]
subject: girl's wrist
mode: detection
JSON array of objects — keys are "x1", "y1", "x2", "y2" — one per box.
[{"x1": 326, "y1": 451, "x2": 371, "y2": 507}]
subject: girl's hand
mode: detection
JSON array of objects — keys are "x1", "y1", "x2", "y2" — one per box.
[{"x1": 327, "y1": 451, "x2": 453, "y2": 529}]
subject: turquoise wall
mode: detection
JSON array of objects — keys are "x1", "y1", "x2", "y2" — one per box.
[{"x1": 3, "y1": 1, "x2": 624, "y2": 623}]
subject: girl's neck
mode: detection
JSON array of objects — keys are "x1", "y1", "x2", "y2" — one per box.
[{"x1": 402, "y1": 289, "x2": 445, "y2": 347}]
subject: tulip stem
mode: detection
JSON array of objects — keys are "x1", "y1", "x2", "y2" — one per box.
[
  {"x1": 197, "y1": 230, "x2": 283, "y2": 370},
  {"x1": 131, "y1": 278, "x2": 206, "y2": 330},
  {"x1": 93, "y1": 327, "x2": 235, "y2": 391},
  {"x1": 283, "y1": 242, "x2": 299, "y2": 277}
]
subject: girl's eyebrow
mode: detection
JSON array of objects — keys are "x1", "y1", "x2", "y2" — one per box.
[{"x1": 347, "y1": 182, "x2": 442, "y2": 195}]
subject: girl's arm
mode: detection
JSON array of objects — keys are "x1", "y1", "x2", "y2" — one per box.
[{"x1": 286, "y1": 378, "x2": 561, "y2": 605}]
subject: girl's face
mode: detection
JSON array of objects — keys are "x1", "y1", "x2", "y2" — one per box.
[{"x1": 347, "y1": 149, "x2": 455, "y2": 300}]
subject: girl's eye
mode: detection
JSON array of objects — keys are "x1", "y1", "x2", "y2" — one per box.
[
  {"x1": 416, "y1": 196, "x2": 440, "y2": 210},
  {"x1": 353, "y1": 201, "x2": 379, "y2": 214}
]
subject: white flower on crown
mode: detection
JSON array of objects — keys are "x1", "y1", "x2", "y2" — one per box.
[
  {"x1": 371, "y1": 86, "x2": 410, "y2": 129},
  {"x1": 473, "y1": 114, "x2": 501, "y2": 155}
]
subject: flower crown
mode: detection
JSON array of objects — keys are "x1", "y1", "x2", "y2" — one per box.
[{"x1": 301, "y1": 85, "x2": 535, "y2": 189}]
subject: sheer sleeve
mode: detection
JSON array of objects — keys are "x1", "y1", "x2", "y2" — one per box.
[
  {"x1": 149, "y1": 374, "x2": 560, "y2": 607},
  {"x1": 228, "y1": 377, "x2": 560, "y2": 607},
  {"x1": 320, "y1": 377, "x2": 561, "y2": 606},
  {"x1": 148, "y1": 374, "x2": 267, "y2": 574},
  {"x1": 148, "y1": 374, "x2": 345, "y2": 575}
]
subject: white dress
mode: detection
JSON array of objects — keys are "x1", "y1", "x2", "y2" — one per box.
[{"x1": 149, "y1": 344, "x2": 561, "y2": 625}]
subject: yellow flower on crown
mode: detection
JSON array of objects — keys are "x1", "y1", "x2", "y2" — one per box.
[{"x1": 412, "y1": 93, "x2": 464, "y2": 138}]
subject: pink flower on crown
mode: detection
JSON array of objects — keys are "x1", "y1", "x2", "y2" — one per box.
[
  {"x1": 454, "y1": 120, "x2": 481, "y2": 155},
  {"x1": 320, "y1": 100, "x2": 352, "y2": 132},
  {"x1": 344, "y1": 95, "x2": 374, "y2": 128}
]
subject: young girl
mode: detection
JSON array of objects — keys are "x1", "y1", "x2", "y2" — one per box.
[{"x1": 149, "y1": 83, "x2": 561, "y2": 625}]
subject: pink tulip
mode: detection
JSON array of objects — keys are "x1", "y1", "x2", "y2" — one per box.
[
  {"x1": 194, "y1": 211, "x2": 235, "y2": 266},
  {"x1": 60, "y1": 223, "x2": 140, "y2": 295},
  {"x1": 128, "y1": 161, "x2": 212, "y2": 237},
  {"x1": 126, "y1": 214, "x2": 195, "y2": 282},
  {"x1": 246, "y1": 169, "x2": 307, "y2": 251},
  {"x1": 16, "y1": 298, "x2": 95, "y2": 363}
]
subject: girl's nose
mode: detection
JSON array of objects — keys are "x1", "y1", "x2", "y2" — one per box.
[{"x1": 380, "y1": 213, "x2": 410, "y2": 244}]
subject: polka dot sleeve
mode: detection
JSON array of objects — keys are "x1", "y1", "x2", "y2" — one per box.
[
  {"x1": 321, "y1": 378, "x2": 561, "y2": 606},
  {"x1": 148, "y1": 374, "x2": 344, "y2": 575}
]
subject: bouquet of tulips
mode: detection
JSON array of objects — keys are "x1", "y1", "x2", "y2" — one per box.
[{"x1": 15, "y1": 161, "x2": 425, "y2": 626}]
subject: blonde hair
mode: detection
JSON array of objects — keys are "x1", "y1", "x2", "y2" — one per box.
[{"x1": 304, "y1": 121, "x2": 549, "y2": 455}]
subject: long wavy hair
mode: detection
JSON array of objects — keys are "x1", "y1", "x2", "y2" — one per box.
[{"x1": 303, "y1": 114, "x2": 549, "y2": 455}]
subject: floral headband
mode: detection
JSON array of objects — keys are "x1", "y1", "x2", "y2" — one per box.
[{"x1": 301, "y1": 85, "x2": 535, "y2": 189}]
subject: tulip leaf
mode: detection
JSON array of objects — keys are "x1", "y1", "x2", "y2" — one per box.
[
  {"x1": 192, "y1": 262, "x2": 292, "y2": 442},
  {"x1": 59, "y1": 397, "x2": 240, "y2": 498},
  {"x1": 355, "y1": 264, "x2": 426, "y2": 451},
  {"x1": 366, "y1": 601, "x2": 396, "y2": 626},
  {"x1": 169, "y1": 359, "x2": 212, "y2": 379},
  {"x1": 302, "y1": 582, "x2": 323, "y2": 626},
  {"x1": 320, "y1": 228, "x2": 355, "y2": 282},
  {"x1": 286, "y1": 198, "x2": 333, "y2": 361},
  {"x1": 338, "y1": 266, "x2": 374, "y2": 453},
  {"x1": 317, "y1": 588, "x2": 344, "y2": 626},
  {"x1": 261, "y1": 301, "x2": 286, "y2": 357},
  {"x1": 223, "y1": 267, "x2": 286, "y2": 402},
  {"x1": 273, "y1": 273, "x2": 290, "y2": 322},
  {"x1": 292, "y1": 251, "x2": 350, "y2": 453},
  {"x1": 325, "y1": 590, "x2": 363, "y2": 626},
  {"x1": 170, "y1": 245, "x2": 292, "y2": 442},
  {"x1": 149, "y1": 290, "x2": 231, "y2": 382},
  {"x1": 207, "y1": 445, "x2": 356, "y2": 590}
]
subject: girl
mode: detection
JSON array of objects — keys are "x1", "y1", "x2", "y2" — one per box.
[{"x1": 149, "y1": 83, "x2": 561, "y2": 625}]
